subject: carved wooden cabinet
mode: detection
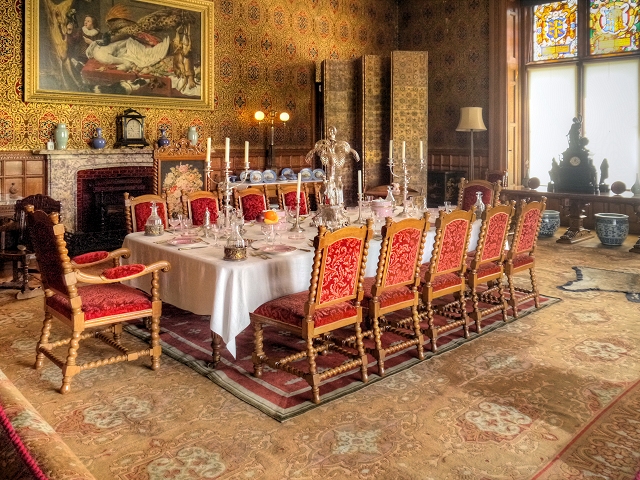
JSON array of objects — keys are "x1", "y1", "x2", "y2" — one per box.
[{"x1": 427, "y1": 170, "x2": 465, "y2": 207}]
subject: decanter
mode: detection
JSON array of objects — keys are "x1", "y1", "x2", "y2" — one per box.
[
  {"x1": 473, "y1": 191, "x2": 486, "y2": 215},
  {"x1": 224, "y1": 222, "x2": 247, "y2": 261},
  {"x1": 144, "y1": 201, "x2": 164, "y2": 236},
  {"x1": 385, "y1": 185, "x2": 396, "y2": 208}
]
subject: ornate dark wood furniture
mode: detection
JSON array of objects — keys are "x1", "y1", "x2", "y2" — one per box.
[
  {"x1": 427, "y1": 170, "x2": 465, "y2": 207},
  {"x1": 234, "y1": 186, "x2": 268, "y2": 221},
  {"x1": 419, "y1": 208, "x2": 476, "y2": 352},
  {"x1": 504, "y1": 198, "x2": 546, "y2": 318},
  {"x1": 457, "y1": 178, "x2": 502, "y2": 211},
  {"x1": 361, "y1": 214, "x2": 430, "y2": 376},
  {"x1": 26, "y1": 206, "x2": 170, "y2": 394},
  {"x1": 0, "y1": 194, "x2": 61, "y2": 296},
  {"x1": 465, "y1": 202, "x2": 516, "y2": 330},
  {"x1": 182, "y1": 190, "x2": 220, "y2": 225},
  {"x1": 124, "y1": 193, "x2": 169, "y2": 234},
  {"x1": 250, "y1": 220, "x2": 374, "y2": 404},
  {"x1": 276, "y1": 183, "x2": 310, "y2": 215}
]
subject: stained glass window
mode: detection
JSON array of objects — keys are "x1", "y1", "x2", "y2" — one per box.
[
  {"x1": 533, "y1": 0, "x2": 578, "y2": 61},
  {"x1": 590, "y1": 1, "x2": 640, "y2": 54}
]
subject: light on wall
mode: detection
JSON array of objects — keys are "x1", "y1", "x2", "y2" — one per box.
[
  {"x1": 255, "y1": 110, "x2": 289, "y2": 169},
  {"x1": 456, "y1": 107, "x2": 487, "y2": 181}
]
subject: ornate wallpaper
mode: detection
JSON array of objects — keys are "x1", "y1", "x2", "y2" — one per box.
[{"x1": 0, "y1": 0, "x2": 398, "y2": 152}]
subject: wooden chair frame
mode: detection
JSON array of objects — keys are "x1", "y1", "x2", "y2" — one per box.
[
  {"x1": 420, "y1": 208, "x2": 476, "y2": 352},
  {"x1": 181, "y1": 190, "x2": 219, "y2": 225},
  {"x1": 250, "y1": 220, "x2": 374, "y2": 404},
  {"x1": 124, "y1": 193, "x2": 168, "y2": 234},
  {"x1": 466, "y1": 201, "x2": 516, "y2": 330},
  {"x1": 26, "y1": 207, "x2": 170, "y2": 394},
  {"x1": 364, "y1": 213, "x2": 430, "y2": 376},
  {"x1": 234, "y1": 186, "x2": 268, "y2": 221},
  {"x1": 276, "y1": 183, "x2": 310, "y2": 215},
  {"x1": 504, "y1": 197, "x2": 546, "y2": 318},
  {"x1": 457, "y1": 178, "x2": 502, "y2": 211}
]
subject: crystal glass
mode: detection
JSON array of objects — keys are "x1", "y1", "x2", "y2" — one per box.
[
  {"x1": 261, "y1": 223, "x2": 276, "y2": 246},
  {"x1": 168, "y1": 213, "x2": 181, "y2": 232},
  {"x1": 144, "y1": 201, "x2": 164, "y2": 236},
  {"x1": 474, "y1": 192, "x2": 485, "y2": 215}
]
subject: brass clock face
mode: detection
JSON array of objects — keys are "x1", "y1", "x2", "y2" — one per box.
[
  {"x1": 125, "y1": 118, "x2": 143, "y2": 140},
  {"x1": 569, "y1": 156, "x2": 581, "y2": 166}
]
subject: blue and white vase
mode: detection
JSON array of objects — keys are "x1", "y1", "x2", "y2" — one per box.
[
  {"x1": 91, "y1": 127, "x2": 106, "y2": 149},
  {"x1": 539, "y1": 210, "x2": 561, "y2": 237},
  {"x1": 594, "y1": 213, "x2": 629, "y2": 246}
]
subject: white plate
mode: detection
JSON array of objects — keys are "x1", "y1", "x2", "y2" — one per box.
[
  {"x1": 300, "y1": 168, "x2": 313, "y2": 181},
  {"x1": 252, "y1": 241, "x2": 297, "y2": 254},
  {"x1": 250, "y1": 170, "x2": 263, "y2": 183},
  {"x1": 167, "y1": 236, "x2": 203, "y2": 246},
  {"x1": 281, "y1": 167, "x2": 294, "y2": 176},
  {"x1": 262, "y1": 169, "x2": 277, "y2": 183},
  {"x1": 312, "y1": 168, "x2": 325, "y2": 180}
]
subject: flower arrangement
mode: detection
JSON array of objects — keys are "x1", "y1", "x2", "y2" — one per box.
[{"x1": 162, "y1": 163, "x2": 203, "y2": 216}]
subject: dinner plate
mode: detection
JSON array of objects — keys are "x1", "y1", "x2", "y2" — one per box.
[
  {"x1": 252, "y1": 240, "x2": 297, "y2": 254},
  {"x1": 300, "y1": 168, "x2": 313, "y2": 181},
  {"x1": 249, "y1": 170, "x2": 263, "y2": 183},
  {"x1": 281, "y1": 167, "x2": 294, "y2": 177},
  {"x1": 262, "y1": 169, "x2": 277, "y2": 183},
  {"x1": 167, "y1": 236, "x2": 203, "y2": 246},
  {"x1": 312, "y1": 168, "x2": 325, "y2": 180},
  {"x1": 239, "y1": 170, "x2": 252, "y2": 182}
]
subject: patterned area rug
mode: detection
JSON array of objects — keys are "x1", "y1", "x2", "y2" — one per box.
[
  {"x1": 125, "y1": 292, "x2": 560, "y2": 421},
  {"x1": 559, "y1": 266, "x2": 640, "y2": 302}
]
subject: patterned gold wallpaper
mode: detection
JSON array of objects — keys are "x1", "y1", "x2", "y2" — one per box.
[{"x1": 0, "y1": 0, "x2": 400, "y2": 153}]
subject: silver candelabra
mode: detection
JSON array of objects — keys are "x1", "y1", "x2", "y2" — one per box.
[
  {"x1": 389, "y1": 148, "x2": 425, "y2": 218},
  {"x1": 205, "y1": 163, "x2": 251, "y2": 228}
]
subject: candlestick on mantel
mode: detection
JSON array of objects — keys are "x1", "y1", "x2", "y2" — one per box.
[
  {"x1": 224, "y1": 137, "x2": 230, "y2": 169},
  {"x1": 244, "y1": 141, "x2": 250, "y2": 169}
]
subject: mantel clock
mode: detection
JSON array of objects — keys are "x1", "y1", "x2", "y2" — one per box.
[{"x1": 115, "y1": 109, "x2": 150, "y2": 148}]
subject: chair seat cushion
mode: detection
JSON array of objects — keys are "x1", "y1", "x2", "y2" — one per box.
[
  {"x1": 47, "y1": 284, "x2": 152, "y2": 321},
  {"x1": 467, "y1": 260, "x2": 502, "y2": 279},
  {"x1": 512, "y1": 253, "x2": 534, "y2": 269},
  {"x1": 420, "y1": 263, "x2": 463, "y2": 292},
  {"x1": 254, "y1": 291, "x2": 357, "y2": 328},
  {"x1": 362, "y1": 277, "x2": 415, "y2": 308}
]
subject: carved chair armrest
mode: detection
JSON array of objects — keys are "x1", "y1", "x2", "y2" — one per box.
[
  {"x1": 74, "y1": 260, "x2": 171, "y2": 284},
  {"x1": 71, "y1": 248, "x2": 132, "y2": 268}
]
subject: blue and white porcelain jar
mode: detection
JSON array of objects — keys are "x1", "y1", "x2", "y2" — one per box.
[
  {"x1": 594, "y1": 213, "x2": 629, "y2": 246},
  {"x1": 539, "y1": 210, "x2": 561, "y2": 237}
]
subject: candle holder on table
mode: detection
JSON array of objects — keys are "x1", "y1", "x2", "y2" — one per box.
[{"x1": 388, "y1": 148, "x2": 425, "y2": 218}]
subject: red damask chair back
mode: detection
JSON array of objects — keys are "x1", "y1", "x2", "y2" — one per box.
[
  {"x1": 429, "y1": 208, "x2": 476, "y2": 277},
  {"x1": 277, "y1": 184, "x2": 310, "y2": 216},
  {"x1": 510, "y1": 199, "x2": 546, "y2": 256},
  {"x1": 182, "y1": 190, "x2": 219, "y2": 225},
  {"x1": 485, "y1": 170, "x2": 508, "y2": 188},
  {"x1": 473, "y1": 202, "x2": 516, "y2": 266},
  {"x1": 458, "y1": 178, "x2": 502, "y2": 211},
  {"x1": 235, "y1": 186, "x2": 268, "y2": 221},
  {"x1": 124, "y1": 193, "x2": 168, "y2": 233}
]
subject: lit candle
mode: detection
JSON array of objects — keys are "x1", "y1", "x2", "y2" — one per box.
[
  {"x1": 358, "y1": 169, "x2": 362, "y2": 197},
  {"x1": 389, "y1": 140, "x2": 393, "y2": 159},
  {"x1": 402, "y1": 141, "x2": 406, "y2": 161},
  {"x1": 296, "y1": 172, "x2": 301, "y2": 200},
  {"x1": 244, "y1": 141, "x2": 250, "y2": 169},
  {"x1": 206, "y1": 138, "x2": 211, "y2": 168},
  {"x1": 419, "y1": 140, "x2": 423, "y2": 159},
  {"x1": 224, "y1": 137, "x2": 230, "y2": 169}
]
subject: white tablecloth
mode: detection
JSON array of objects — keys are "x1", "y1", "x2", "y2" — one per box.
[{"x1": 123, "y1": 217, "x2": 480, "y2": 357}]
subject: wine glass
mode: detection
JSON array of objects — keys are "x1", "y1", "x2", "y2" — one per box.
[
  {"x1": 261, "y1": 223, "x2": 275, "y2": 246},
  {"x1": 209, "y1": 223, "x2": 220, "y2": 246},
  {"x1": 168, "y1": 213, "x2": 181, "y2": 233}
]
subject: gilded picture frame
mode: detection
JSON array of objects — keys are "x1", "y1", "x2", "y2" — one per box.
[{"x1": 25, "y1": 0, "x2": 213, "y2": 110}]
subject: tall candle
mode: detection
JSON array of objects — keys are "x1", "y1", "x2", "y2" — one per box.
[
  {"x1": 244, "y1": 141, "x2": 250, "y2": 169},
  {"x1": 296, "y1": 172, "x2": 302, "y2": 200},
  {"x1": 389, "y1": 140, "x2": 393, "y2": 158},
  {"x1": 206, "y1": 138, "x2": 211, "y2": 168},
  {"x1": 358, "y1": 170, "x2": 362, "y2": 196},
  {"x1": 419, "y1": 140, "x2": 423, "y2": 159},
  {"x1": 402, "y1": 141, "x2": 406, "y2": 161},
  {"x1": 224, "y1": 137, "x2": 230, "y2": 169}
]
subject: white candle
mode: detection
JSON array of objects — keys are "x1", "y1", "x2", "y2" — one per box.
[
  {"x1": 296, "y1": 172, "x2": 302, "y2": 199},
  {"x1": 206, "y1": 138, "x2": 211, "y2": 168},
  {"x1": 244, "y1": 141, "x2": 250, "y2": 169},
  {"x1": 358, "y1": 170, "x2": 362, "y2": 196},
  {"x1": 389, "y1": 140, "x2": 393, "y2": 159},
  {"x1": 419, "y1": 140, "x2": 423, "y2": 159},
  {"x1": 402, "y1": 141, "x2": 406, "y2": 161},
  {"x1": 224, "y1": 137, "x2": 230, "y2": 169}
]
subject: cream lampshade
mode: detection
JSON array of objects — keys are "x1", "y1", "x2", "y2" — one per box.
[{"x1": 456, "y1": 107, "x2": 487, "y2": 181}]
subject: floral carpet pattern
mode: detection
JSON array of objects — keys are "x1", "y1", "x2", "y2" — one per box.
[{"x1": 0, "y1": 237, "x2": 639, "y2": 479}]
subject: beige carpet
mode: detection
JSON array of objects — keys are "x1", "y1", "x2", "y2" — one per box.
[{"x1": 1, "y1": 236, "x2": 639, "y2": 479}]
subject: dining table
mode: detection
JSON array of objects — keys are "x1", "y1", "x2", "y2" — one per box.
[{"x1": 123, "y1": 209, "x2": 481, "y2": 366}]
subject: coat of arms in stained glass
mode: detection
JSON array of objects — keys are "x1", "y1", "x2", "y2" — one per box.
[
  {"x1": 533, "y1": 0, "x2": 578, "y2": 61},
  {"x1": 590, "y1": 0, "x2": 640, "y2": 54}
]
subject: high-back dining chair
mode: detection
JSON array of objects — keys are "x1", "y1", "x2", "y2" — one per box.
[
  {"x1": 25, "y1": 206, "x2": 170, "y2": 394},
  {"x1": 277, "y1": 183, "x2": 310, "y2": 216},
  {"x1": 457, "y1": 178, "x2": 502, "y2": 211},
  {"x1": 181, "y1": 190, "x2": 219, "y2": 225},
  {"x1": 485, "y1": 170, "x2": 508, "y2": 189},
  {"x1": 361, "y1": 213, "x2": 430, "y2": 376},
  {"x1": 124, "y1": 193, "x2": 168, "y2": 234},
  {"x1": 250, "y1": 220, "x2": 374, "y2": 404},
  {"x1": 420, "y1": 208, "x2": 476, "y2": 352},
  {"x1": 466, "y1": 201, "x2": 516, "y2": 331},
  {"x1": 234, "y1": 186, "x2": 268, "y2": 221},
  {"x1": 504, "y1": 197, "x2": 546, "y2": 318}
]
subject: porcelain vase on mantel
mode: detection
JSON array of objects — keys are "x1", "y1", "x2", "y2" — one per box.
[
  {"x1": 91, "y1": 128, "x2": 106, "y2": 149},
  {"x1": 54, "y1": 123, "x2": 68, "y2": 150},
  {"x1": 187, "y1": 126, "x2": 198, "y2": 146}
]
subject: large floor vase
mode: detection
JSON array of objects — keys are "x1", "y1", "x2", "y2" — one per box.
[{"x1": 594, "y1": 213, "x2": 629, "y2": 246}]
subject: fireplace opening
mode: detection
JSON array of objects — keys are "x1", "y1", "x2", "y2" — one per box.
[{"x1": 77, "y1": 167, "x2": 154, "y2": 233}]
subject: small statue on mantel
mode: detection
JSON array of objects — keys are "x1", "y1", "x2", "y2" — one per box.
[
  {"x1": 567, "y1": 115, "x2": 582, "y2": 150},
  {"x1": 548, "y1": 157, "x2": 559, "y2": 192},
  {"x1": 599, "y1": 158, "x2": 610, "y2": 193}
]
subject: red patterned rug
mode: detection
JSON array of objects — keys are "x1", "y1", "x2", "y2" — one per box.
[{"x1": 125, "y1": 292, "x2": 560, "y2": 421}]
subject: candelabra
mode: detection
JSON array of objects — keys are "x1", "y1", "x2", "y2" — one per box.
[{"x1": 389, "y1": 141, "x2": 426, "y2": 218}]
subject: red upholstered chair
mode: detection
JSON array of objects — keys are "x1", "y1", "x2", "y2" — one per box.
[
  {"x1": 234, "y1": 186, "x2": 268, "y2": 221},
  {"x1": 485, "y1": 170, "x2": 508, "y2": 188},
  {"x1": 362, "y1": 213, "x2": 430, "y2": 376},
  {"x1": 504, "y1": 197, "x2": 546, "y2": 318},
  {"x1": 457, "y1": 178, "x2": 502, "y2": 211},
  {"x1": 250, "y1": 220, "x2": 374, "y2": 404},
  {"x1": 465, "y1": 201, "x2": 516, "y2": 331},
  {"x1": 277, "y1": 183, "x2": 310, "y2": 216},
  {"x1": 181, "y1": 190, "x2": 219, "y2": 225},
  {"x1": 419, "y1": 208, "x2": 476, "y2": 352},
  {"x1": 124, "y1": 193, "x2": 168, "y2": 234},
  {"x1": 26, "y1": 207, "x2": 170, "y2": 394}
]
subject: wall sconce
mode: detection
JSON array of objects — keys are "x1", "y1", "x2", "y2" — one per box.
[
  {"x1": 456, "y1": 107, "x2": 487, "y2": 181},
  {"x1": 254, "y1": 110, "x2": 289, "y2": 169}
]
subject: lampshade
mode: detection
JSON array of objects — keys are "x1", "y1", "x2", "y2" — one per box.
[
  {"x1": 456, "y1": 107, "x2": 487, "y2": 132},
  {"x1": 254, "y1": 111, "x2": 265, "y2": 121}
]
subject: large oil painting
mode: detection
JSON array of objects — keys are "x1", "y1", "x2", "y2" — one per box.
[{"x1": 24, "y1": 0, "x2": 213, "y2": 109}]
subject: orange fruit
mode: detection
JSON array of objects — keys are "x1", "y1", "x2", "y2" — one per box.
[{"x1": 264, "y1": 210, "x2": 279, "y2": 224}]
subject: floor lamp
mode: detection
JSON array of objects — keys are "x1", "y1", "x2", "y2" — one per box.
[{"x1": 456, "y1": 107, "x2": 486, "y2": 181}]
